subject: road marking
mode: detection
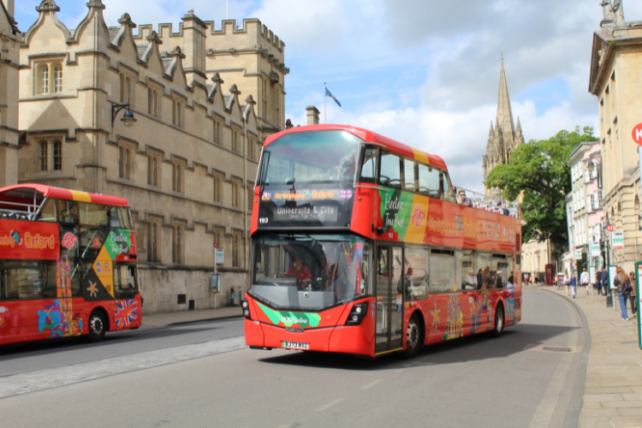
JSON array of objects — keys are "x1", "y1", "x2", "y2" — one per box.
[
  {"x1": 276, "y1": 424, "x2": 300, "y2": 428},
  {"x1": 315, "y1": 398, "x2": 345, "y2": 412},
  {"x1": 361, "y1": 379, "x2": 383, "y2": 390},
  {"x1": 0, "y1": 336, "x2": 246, "y2": 400}
]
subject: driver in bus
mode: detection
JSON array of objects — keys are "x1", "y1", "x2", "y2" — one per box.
[{"x1": 285, "y1": 255, "x2": 313, "y2": 288}]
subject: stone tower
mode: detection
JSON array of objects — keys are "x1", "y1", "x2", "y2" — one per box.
[{"x1": 482, "y1": 59, "x2": 525, "y2": 195}]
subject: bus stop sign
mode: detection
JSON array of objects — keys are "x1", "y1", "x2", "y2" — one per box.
[{"x1": 633, "y1": 123, "x2": 642, "y2": 146}]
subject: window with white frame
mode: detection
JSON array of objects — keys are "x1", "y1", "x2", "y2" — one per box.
[{"x1": 35, "y1": 60, "x2": 65, "y2": 95}]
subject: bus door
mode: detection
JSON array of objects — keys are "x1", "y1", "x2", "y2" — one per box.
[{"x1": 375, "y1": 245, "x2": 404, "y2": 355}]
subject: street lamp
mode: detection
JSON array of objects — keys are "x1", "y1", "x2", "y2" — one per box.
[
  {"x1": 587, "y1": 160, "x2": 595, "y2": 172},
  {"x1": 112, "y1": 104, "x2": 137, "y2": 128}
]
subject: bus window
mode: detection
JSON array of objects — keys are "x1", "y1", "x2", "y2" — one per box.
[
  {"x1": 405, "y1": 245, "x2": 429, "y2": 301},
  {"x1": 361, "y1": 244, "x2": 371, "y2": 296},
  {"x1": 359, "y1": 147, "x2": 378, "y2": 184},
  {"x1": 429, "y1": 249, "x2": 455, "y2": 293},
  {"x1": 79, "y1": 203, "x2": 109, "y2": 227},
  {"x1": 109, "y1": 207, "x2": 132, "y2": 229},
  {"x1": 1, "y1": 262, "x2": 44, "y2": 300},
  {"x1": 379, "y1": 151, "x2": 402, "y2": 190},
  {"x1": 38, "y1": 199, "x2": 57, "y2": 222},
  {"x1": 403, "y1": 159, "x2": 417, "y2": 192},
  {"x1": 474, "y1": 251, "x2": 492, "y2": 290},
  {"x1": 440, "y1": 172, "x2": 457, "y2": 203},
  {"x1": 43, "y1": 262, "x2": 58, "y2": 298},
  {"x1": 115, "y1": 264, "x2": 138, "y2": 298},
  {"x1": 417, "y1": 164, "x2": 440, "y2": 199},
  {"x1": 458, "y1": 249, "x2": 475, "y2": 290},
  {"x1": 58, "y1": 200, "x2": 78, "y2": 225}
]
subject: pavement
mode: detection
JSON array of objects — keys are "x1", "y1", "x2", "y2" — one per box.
[
  {"x1": 142, "y1": 305, "x2": 243, "y2": 328},
  {"x1": 535, "y1": 284, "x2": 642, "y2": 428}
]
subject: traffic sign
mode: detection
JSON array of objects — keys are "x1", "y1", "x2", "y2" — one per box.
[
  {"x1": 633, "y1": 123, "x2": 642, "y2": 146},
  {"x1": 607, "y1": 224, "x2": 614, "y2": 232},
  {"x1": 213, "y1": 242, "x2": 218, "y2": 248}
]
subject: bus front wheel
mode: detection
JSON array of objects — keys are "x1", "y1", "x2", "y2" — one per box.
[
  {"x1": 491, "y1": 304, "x2": 504, "y2": 338},
  {"x1": 403, "y1": 313, "x2": 423, "y2": 358},
  {"x1": 88, "y1": 310, "x2": 107, "y2": 343}
]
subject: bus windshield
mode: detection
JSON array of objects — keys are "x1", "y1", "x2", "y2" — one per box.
[
  {"x1": 250, "y1": 234, "x2": 370, "y2": 311},
  {"x1": 260, "y1": 131, "x2": 362, "y2": 185}
]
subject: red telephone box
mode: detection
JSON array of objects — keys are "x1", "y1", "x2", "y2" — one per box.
[{"x1": 545, "y1": 264, "x2": 555, "y2": 286}]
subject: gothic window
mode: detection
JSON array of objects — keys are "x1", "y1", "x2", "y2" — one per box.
[
  {"x1": 119, "y1": 144, "x2": 133, "y2": 180},
  {"x1": 232, "y1": 179, "x2": 241, "y2": 208},
  {"x1": 172, "y1": 160, "x2": 185, "y2": 193},
  {"x1": 39, "y1": 142, "x2": 48, "y2": 172},
  {"x1": 232, "y1": 230, "x2": 242, "y2": 267},
  {"x1": 53, "y1": 64, "x2": 63, "y2": 93},
  {"x1": 172, "y1": 223, "x2": 185, "y2": 264},
  {"x1": 53, "y1": 141, "x2": 62, "y2": 171},
  {"x1": 120, "y1": 74, "x2": 132, "y2": 105},
  {"x1": 172, "y1": 99, "x2": 184, "y2": 128},
  {"x1": 147, "y1": 151, "x2": 161, "y2": 187},
  {"x1": 39, "y1": 65, "x2": 49, "y2": 95},
  {"x1": 213, "y1": 172, "x2": 224, "y2": 203},
  {"x1": 148, "y1": 88, "x2": 159, "y2": 117},
  {"x1": 148, "y1": 220, "x2": 160, "y2": 262}
]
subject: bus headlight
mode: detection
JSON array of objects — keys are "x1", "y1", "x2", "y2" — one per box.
[
  {"x1": 345, "y1": 302, "x2": 369, "y2": 326},
  {"x1": 242, "y1": 300, "x2": 252, "y2": 320}
]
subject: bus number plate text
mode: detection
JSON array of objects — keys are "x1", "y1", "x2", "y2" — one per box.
[{"x1": 282, "y1": 341, "x2": 309, "y2": 350}]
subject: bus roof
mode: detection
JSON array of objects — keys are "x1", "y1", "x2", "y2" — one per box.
[
  {"x1": 0, "y1": 184, "x2": 129, "y2": 207},
  {"x1": 263, "y1": 124, "x2": 448, "y2": 171}
]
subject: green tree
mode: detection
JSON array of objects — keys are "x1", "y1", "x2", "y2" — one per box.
[{"x1": 485, "y1": 128, "x2": 597, "y2": 262}]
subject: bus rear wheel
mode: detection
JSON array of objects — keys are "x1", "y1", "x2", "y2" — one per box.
[
  {"x1": 403, "y1": 314, "x2": 423, "y2": 359},
  {"x1": 491, "y1": 304, "x2": 504, "y2": 338},
  {"x1": 88, "y1": 310, "x2": 107, "y2": 343}
]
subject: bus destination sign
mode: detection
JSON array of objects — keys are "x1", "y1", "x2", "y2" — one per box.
[{"x1": 258, "y1": 185, "x2": 353, "y2": 229}]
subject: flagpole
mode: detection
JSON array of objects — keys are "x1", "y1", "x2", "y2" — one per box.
[
  {"x1": 324, "y1": 82, "x2": 327, "y2": 124},
  {"x1": 226, "y1": 0, "x2": 229, "y2": 19}
]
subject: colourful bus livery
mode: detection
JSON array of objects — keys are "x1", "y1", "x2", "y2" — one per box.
[
  {"x1": 245, "y1": 125, "x2": 522, "y2": 358},
  {"x1": 0, "y1": 184, "x2": 142, "y2": 345}
]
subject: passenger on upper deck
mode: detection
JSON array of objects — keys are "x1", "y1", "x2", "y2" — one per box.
[{"x1": 457, "y1": 190, "x2": 473, "y2": 207}]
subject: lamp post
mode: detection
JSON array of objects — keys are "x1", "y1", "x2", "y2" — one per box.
[{"x1": 111, "y1": 104, "x2": 137, "y2": 128}]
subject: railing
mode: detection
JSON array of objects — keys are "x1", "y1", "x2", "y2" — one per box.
[
  {"x1": 0, "y1": 198, "x2": 43, "y2": 221},
  {"x1": 453, "y1": 187, "x2": 519, "y2": 219}
]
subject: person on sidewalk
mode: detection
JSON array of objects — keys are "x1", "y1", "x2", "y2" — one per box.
[
  {"x1": 600, "y1": 266, "x2": 609, "y2": 296},
  {"x1": 563, "y1": 273, "x2": 570, "y2": 296},
  {"x1": 580, "y1": 267, "x2": 590, "y2": 295},
  {"x1": 570, "y1": 274, "x2": 577, "y2": 299},
  {"x1": 629, "y1": 271, "x2": 637, "y2": 316},
  {"x1": 614, "y1": 267, "x2": 632, "y2": 321}
]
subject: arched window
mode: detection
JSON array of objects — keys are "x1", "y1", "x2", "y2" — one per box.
[
  {"x1": 119, "y1": 146, "x2": 125, "y2": 178},
  {"x1": 53, "y1": 64, "x2": 63, "y2": 93},
  {"x1": 39, "y1": 65, "x2": 49, "y2": 94},
  {"x1": 53, "y1": 141, "x2": 62, "y2": 171},
  {"x1": 39, "y1": 141, "x2": 48, "y2": 172},
  {"x1": 176, "y1": 102, "x2": 182, "y2": 127}
]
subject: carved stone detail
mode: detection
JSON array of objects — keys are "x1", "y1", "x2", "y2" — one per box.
[{"x1": 36, "y1": 0, "x2": 60, "y2": 12}]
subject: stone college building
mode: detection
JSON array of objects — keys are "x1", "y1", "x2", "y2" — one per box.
[{"x1": 11, "y1": 0, "x2": 289, "y2": 313}]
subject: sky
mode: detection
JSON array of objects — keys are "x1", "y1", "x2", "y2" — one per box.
[{"x1": 14, "y1": 0, "x2": 642, "y2": 193}]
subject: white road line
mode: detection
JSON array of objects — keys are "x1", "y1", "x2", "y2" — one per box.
[
  {"x1": 361, "y1": 379, "x2": 383, "y2": 390},
  {"x1": 315, "y1": 398, "x2": 345, "y2": 412},
  {"x1": 0, "y1": 336, "x2": 246, "y2": 400}
]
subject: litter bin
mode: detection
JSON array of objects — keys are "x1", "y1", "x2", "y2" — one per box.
[{"x1": 231, "y1": 286, "x2": 241, "y2": 306}]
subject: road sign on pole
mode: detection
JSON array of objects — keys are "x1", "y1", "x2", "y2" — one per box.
[
  {"x1": 606, "y1": 224, "x2": 614, "y2": 232},
  {"x1": 632, "y1": 123, "x2": 642, "y2": 146}
]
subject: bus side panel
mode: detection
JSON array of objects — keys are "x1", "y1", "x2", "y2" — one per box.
[
  {"x1": 107, "y1": 294, "x2": 143, "y2": 332},
  {"x1": 350, "y1": 187, "x2": 376, "y2": 240},
  {"x1": 328, "y1": 302, "x2": 376, "y2": 357},
  {"x1": 245, "y1": 319, "x2": 265, "y2": 347}
]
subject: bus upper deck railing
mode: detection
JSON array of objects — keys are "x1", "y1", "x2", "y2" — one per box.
[{"x1": 453, "y1": 187, "x2": 519, "y2": 219}]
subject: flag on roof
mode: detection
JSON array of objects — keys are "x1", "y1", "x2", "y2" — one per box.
[{"x1": 325, "y1": 87, "x2": 342, "y2": 107}]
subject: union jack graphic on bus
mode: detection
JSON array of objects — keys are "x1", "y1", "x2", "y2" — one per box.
[{"x1": 115, "y1": 299, "x2": 139, "y2": 329}]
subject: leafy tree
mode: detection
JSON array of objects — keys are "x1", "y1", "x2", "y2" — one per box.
[{"x1": 485, "y1": 128, "x2": 597, "y2": 262}]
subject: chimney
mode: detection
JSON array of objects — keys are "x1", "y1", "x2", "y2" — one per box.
[
  {"x1": 7, "y1": 0, "x2": 14, "y2": 18},
  {"x1": 306, "y1": 106, "x2": 320, "y2": 125},
  {"x1": 181, "y1": 9, "x2": 207, "y2": 87}
]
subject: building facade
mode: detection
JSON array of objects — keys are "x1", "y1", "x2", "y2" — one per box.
[
  {"x1": 567, "y1": 141, "x2": 604, "y2": 275},
  {"x1": 483, "y1": 59, "x2": 549, "y2": 276},
  {"x1": 589, "y1": 0, "x2": 642, "y2": 273},
  {"x1": 0, "y1": 0, "x2": 19, "y2": 187},
  {"x1": 18, "y1": 0, "x2": 288, "y2": 314}
]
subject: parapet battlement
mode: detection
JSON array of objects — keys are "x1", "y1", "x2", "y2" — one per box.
[{"x1": 133, "y1": 18, "x2": 285, "y2": 53}]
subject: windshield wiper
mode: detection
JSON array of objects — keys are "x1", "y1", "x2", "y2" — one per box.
[{"x1": 286, "y1": 177, "x2": 295, "y2": 185}]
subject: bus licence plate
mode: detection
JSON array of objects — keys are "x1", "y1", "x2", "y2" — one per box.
[{"x1": 282, "y1": 341, "x2": 309, "y2": 350}]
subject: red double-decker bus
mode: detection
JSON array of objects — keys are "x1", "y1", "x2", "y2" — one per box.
[
  {"x1": 243, "y1": 125, "x2": 522, "y2": 358},
  {"x1": 0, "y1": 184, "x2": 141, "y2": 345}
]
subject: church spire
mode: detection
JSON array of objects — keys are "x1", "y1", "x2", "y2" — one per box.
[{"x1": 496, "y1": 58, "x2": 515, "y2": 143}]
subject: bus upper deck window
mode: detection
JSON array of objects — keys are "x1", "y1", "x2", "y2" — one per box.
[
  {"x1": 38, "y1": 199, "x2": 57, "y2": 222},
  {"x1": 359, "y1": 148, "x2": 377, "y2": 184},
  {"x1": 379, "y1": 151, "x2": 402, "y2": 190},
  {"x1": 58, "y1": 200, "x2": 78, "y2": 225}
]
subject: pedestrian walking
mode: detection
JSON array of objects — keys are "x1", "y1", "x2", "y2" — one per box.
[
  {"x1": 580, "y1": 267, "x2": 590, "y2": 295},
  {"x1": 570, "y1": 274, "x2": 577, "y2": 299},
  {"x1": 563, "y1": 273, "x2": 570, "y2": 296},
  {"x1": 600, "y1": 267, "x2": 608, "y2": 296},
  {"x1": 628, "y1": 271, "x2": 637, "y2": 316},
  {"x1": 614, "y1": 267, "x2": 632, "y2": 321}
]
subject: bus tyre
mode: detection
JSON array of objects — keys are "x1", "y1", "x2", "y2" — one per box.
[
  {"x1": 491, "y1": 304, "x2": 504, "y2": 338},
  {"x1": 88, "y1": 310, "x2": 107, "y2": 343},
  {"x1": 403, "y1": 314, "x2": 423, "y2": 359}
]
